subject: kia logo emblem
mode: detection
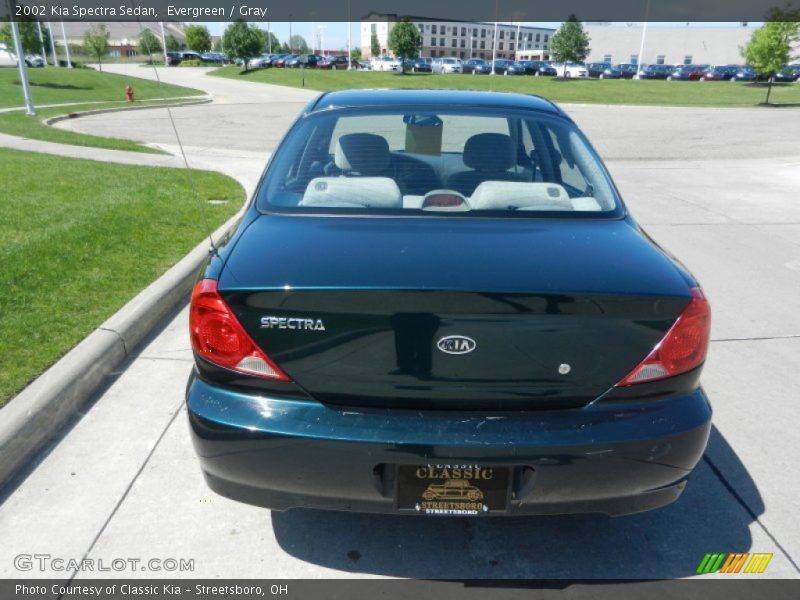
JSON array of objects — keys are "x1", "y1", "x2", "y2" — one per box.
[{"x1": 437, "y1": 336, "x2": 477, "y2": 355}]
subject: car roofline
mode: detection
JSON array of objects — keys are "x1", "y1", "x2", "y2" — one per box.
[{"x1": 302, "y1": 90, "x2": 570, "y2": 120}]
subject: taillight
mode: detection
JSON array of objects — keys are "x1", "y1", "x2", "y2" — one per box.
[
  {"x1": 189, "y1": 279, "x2": 290, "y2": 381},
  {"x1": 617, "y1": 287, "x2": 711, "y2": 386}
]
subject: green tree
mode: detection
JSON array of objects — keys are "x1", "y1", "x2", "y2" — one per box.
[
  {"x1": 741, "y1": 7, "x2": 800, "y2": 104},
  {"x1": 280, "y1": 42, "x2": 291, "y2": 54},
  {"x1": 212, "y1": 38, "x2": 223, "y2": 52},
  {"x1": 0, "y1": 19, "x2": 47, "y2": 55},
  {"x1": 83, "y1": 23, "x2": 110, "y2": 72},
  {"x1": 222, "y1": 21, "x2": 265, "y2": 71},
  {"x1": 185, "y1": 25, "x2": 212, "y2": 53},
  {"x1": 370, "y1": 32, "x2": 380, "y2": 57},
  {"x1": 137, "y1": 28, "x2": 162, "y2": 57},
  {"x1": 289, "y1": 34, "x2": 309, "y2": 54},
  {"x1": 388, "y1": 20, "x2": 421, "y2": 73},
  {"x1": 351, "y1": 47, "x2": 362, "y2": 60},
  {"x1": 550, "y1": 15, "x2": 591, "y2": 77},
  {"x1": 165, "y1": 34, "x2": 181, "y2": 51}
]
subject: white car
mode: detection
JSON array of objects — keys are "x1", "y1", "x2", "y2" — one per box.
[
  {"x1": 371, "y1": 56, "x2": 401, "y2": 72},
  {"x1": 552, "y1": 62, "x2": 588, "y2": 78},
  {"x1": 0, "y1": 44, "x2": 18, "y2": 67},
  {"x1": 432, "y1": 57, "x2": 462, "y2": 74}
]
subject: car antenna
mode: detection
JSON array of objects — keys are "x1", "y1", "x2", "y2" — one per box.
[{"x1": 134, "y1": 17, "x2": 218, "y2": 256}]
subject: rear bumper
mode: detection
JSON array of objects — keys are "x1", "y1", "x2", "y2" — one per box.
[{"x1": 186, "y1": 374, "x2": 711, "y2": 516}]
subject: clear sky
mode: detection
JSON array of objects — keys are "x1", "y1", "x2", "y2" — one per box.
[{"x1": 205, "y1": 22, "x2": 754, "y2": 52}]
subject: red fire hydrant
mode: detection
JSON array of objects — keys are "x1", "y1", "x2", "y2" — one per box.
[{"x1": 125, "y1": 85, "x2": 134, "y2": 102}]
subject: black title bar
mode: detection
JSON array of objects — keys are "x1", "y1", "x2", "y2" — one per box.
[{"x1": 1, "y1": 0, "x2": 794, "y2": 23}]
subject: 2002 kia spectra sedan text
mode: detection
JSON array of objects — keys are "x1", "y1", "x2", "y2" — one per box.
[{"x1": 186, "y1": 90, "x2": 712, "y2": 517}]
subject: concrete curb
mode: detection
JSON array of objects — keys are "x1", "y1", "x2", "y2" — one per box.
[
  {"x1": 0, "y1": 208, "x2": 244, "y2": 488},
  {"x1": 43, "y1": 96, "x2": 212, "y2": 128}
]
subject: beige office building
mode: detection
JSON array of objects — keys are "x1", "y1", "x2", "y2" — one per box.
[
  {"x1": 361, "y1": 14, "x2": 555, "y2": 60},
  {"x1": 583, "y1": 25, "x2": 764, "y2": 66}
]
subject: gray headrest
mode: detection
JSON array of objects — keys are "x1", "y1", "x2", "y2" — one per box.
[
  {"x1": 334, "y1": 133, "x2": 390, "y2": 175},
  {"x1": 463, "y1": 133, "x2": 515, "y2": 171}
]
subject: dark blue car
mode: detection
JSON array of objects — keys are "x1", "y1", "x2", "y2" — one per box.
[{"x1": 187, "y1": 90, "x2": 712, "y2": 517}]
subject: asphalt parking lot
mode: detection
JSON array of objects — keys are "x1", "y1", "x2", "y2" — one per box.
[{"x1": 2, "y1": 65, "x2": 799, "y2": 579}]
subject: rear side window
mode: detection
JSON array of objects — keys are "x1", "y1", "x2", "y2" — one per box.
[{"x1": 258, "y1": 107, "x2": 621, "y2": 217}]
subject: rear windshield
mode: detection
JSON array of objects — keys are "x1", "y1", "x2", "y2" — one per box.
[{"x1": 257, "y1": 107, "x2": 622, "y2": 217}]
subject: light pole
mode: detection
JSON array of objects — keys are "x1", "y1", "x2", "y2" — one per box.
[
  {"x1": 46, "y1": 22, "x2": 58, "y2": 67},
  {"x1": 347, "y1": 0, "x2": 352, "y2": 69},
  {"x1": 268, "y1": 19, "x2": 272, "y2": 53},
  {"x1": 35, "y1": 20, "x2": 47, "y2": 67},
  {"x1": 491, "y1": 22, "x2": 498, "y2": 74},
  {"x1": 59, "y1": 21, "x2": 72, "y2": 68},
  {"x1": 317, "y1": 25, "x2": 327, "y2": 57},
  {"x1": 8, "y1": 9, "x2": 35, "y2": 115},
  {"x1": 159, "y1": 22, "x2": 167, "y2": 64},
  {"x1": 636, "y1": 0, "x2": 651, "y2": 79}
]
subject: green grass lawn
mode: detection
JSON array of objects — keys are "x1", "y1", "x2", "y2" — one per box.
[
  {"x1": 0, "y1": 67, "x2": 203, "y2": 108},
  {"x1": 210, "y1": 67, "x2": 800, "y2": 107},
  {"x1": 0, "y1": 100, "x2": 204, "y2": 154},
  {"x1": 0, "y1": 148, "x2": 244, "y2": 406}
]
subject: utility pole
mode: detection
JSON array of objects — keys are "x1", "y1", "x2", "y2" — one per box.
[
  {"x1": 47, "y1": 22, "x2": 58, "y2": 66},
  {"x1": 636, "y1": 0, "x2": 651, "y2": 79},
  {"x1": 159, "y1": 22, "x2": 167, "y2": 64},
  {"x1": 491, "y1": 22, "x2": 498, "y2": 74},
  {"x1": 59, "y1": 21, "x2": 72, "y2": 68},
  {"x1": 318, "y1": 25, "x2": 327, "y2": 57},
  {"x1": 515, "y1": 23, "x2": 520, "y2": 61},
  {"x1": 36, "y1": 20, "x2": 47, "y2": 67},
  {"x1": 490, "y1": 0, "x2": 498, "y2": 73},
  {"x1": 289, "y1": 15, "x2": 293, "y2": 53},
  {"x1": 9, "y1": 9, "x2": 35, "y2": 115},
  {"x1": 347, "y1": 0, "x2": 352, "y2": 69},
  {"x1": 268, "y1": 19, "x2": 272, "y2": 53}
]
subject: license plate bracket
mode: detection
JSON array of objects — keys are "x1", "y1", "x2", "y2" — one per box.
[{"x1": 395, "y1": 464, "x2": 510, "y2": 515}]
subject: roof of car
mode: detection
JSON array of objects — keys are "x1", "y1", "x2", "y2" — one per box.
[{"x1": 309, "y1": 89, "x2": 564, "y2": 116}]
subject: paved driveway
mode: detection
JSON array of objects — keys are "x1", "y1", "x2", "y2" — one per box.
[{"x1": 2, "y1": 65, "x2": 799, "y2": 579}]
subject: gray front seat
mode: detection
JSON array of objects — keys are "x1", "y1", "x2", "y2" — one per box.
[{"x1": 447, "y1": 133, "x2": 527, "y2": 196}]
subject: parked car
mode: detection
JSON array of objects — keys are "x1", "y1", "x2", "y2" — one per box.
[
  {"x1": 615, "y1": 63, "x2": 639, "y2": 79},
  {"x1": 432, "y1": 57, "x2": 462, "y2": 74},
  {"x1": 317, "y1": 55, "x2": 354, "y2": 70},
  {"x1": 489, "y1": 59, "x2": 515, "y2": 75},
  {"x1": 507, "y1": 61, "x2": 546, "y2": 76},
  {"x1": 774, "y1": 65, "x2": 800, "y2": 82},
  {"x1": 179, "y1": 50, "x2": 203, "y2": 62},
  {"x1": 284, "y1": 54, "x2": 321, "y2": 68},
  {"x1": 528, "y1": 60, "x2": 557, "y2": 76},
  {"x1": 638, "y1": 64, "x2": 676, "y2": 79},
  {"x1": 248, "y1": 54, "x2": 275, "y2": 68},
  {"x1": 186, "y1": 89, "x2": 713, "y2": 518},
  {"x1": 201, "y1": 52, "x2": 228, "y2": 64},
  {"x1": 596, "y1": 64, "x2": 624, "y2": 79},
  {"x1": 403, "y1": 57, "x2": 432, "y2": 72},
  {"x1": 586, "y1": 62, "x2": 612, "y2": 78},
  {"x1": 461, "y1": 58, "x2": 491, "y2": 74},
  {"x1": 699, "y1": 65, "x2": 738, "y2": 81},
  {"x1": 24, "y1": 54, "x2": 45, "y2": 67},
  {"x1": 552, "y1": 62, "x2": 588, "y2": 78},
  {"x1": 273, "y1": 54, "x2": 296, "y2": 68},
  {"x1": 372, "y1": 55, "x2": 401, "y2": 71},
  {"x1": 667, "y1": 65, "x2": 708, "y2": 81},
  {"x1": 165, "y1": 51, "x2": 182, "y2": 66},
  {"x1": 733, "y1": 66, "x2": 758, "y2": 82}
]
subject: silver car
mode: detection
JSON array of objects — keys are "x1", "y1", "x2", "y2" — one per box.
[{"x1": 432, "y1": 57, "x2": 462, "y2": 74}]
